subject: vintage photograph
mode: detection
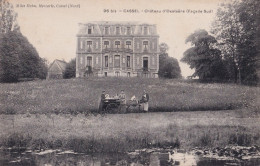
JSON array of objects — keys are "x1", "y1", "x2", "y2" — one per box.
[{"x1": 0, "y1": 0, "x2": 259, "y2": 165}]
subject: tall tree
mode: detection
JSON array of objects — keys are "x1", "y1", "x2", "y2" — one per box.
[
  {"x1": 211, "y1": 0, "x2": 260, "y2": 84},
  {"x1": 0, "y1": 0, "x2": 20, "y2": 34},
  {"x1": 158, "y1": 43, "x2": 181, "y2": 79},
  {"x1": 0, "y1": 32, "x2": 48, "y2": 82},
  {"x1": 63, "y1": 58, "x2": 76, "y2": 79},
  {"x1": 181, "y1": 29, "x2": 226, "y2": 81}
]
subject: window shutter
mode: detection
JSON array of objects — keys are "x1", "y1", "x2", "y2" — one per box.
[{"x1": 96, "y1": 56, "x2": 99, "y2": 64}]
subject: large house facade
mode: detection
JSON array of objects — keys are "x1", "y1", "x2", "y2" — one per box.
[{"x1": 76, "y1": 21, "x2": 159, "y2": 78}]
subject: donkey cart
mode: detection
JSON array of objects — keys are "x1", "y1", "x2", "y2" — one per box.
[{"x1": 102, "y1": 98, "x2": 141, "y2": 113}]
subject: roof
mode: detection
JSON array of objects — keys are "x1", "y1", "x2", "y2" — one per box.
[
  {"x1": 79, "y1": 21, "x2": 155, "y2": 26},
  {"x1": 48, "y1": 59, "x2": 67, "y2": 71}
]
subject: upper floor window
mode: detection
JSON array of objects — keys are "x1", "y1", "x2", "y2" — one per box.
[
  {"x1": 104, "y1": 41, "x2": 109, "y2": 48},
  {"x1": 105, "y1": 27, "x2": 109, "y2": 35},
  {"x1": 126, "y1": 41, "x2": 131, "y2": 49},
  {"x1": 143, "y1": 41, "x2": 148, "y2": 50},
  {"x1": 127, "y1": 27, "x2": 131, "y2": 35},
  {"x1": 87, "y1": 41, "x2": 92, "y2": 50},
  {"x1": 144, "y1": 27, "x2": 148, "y2": 35},
  {"x1": 115, "y1": 41, "x2": 120, "y2": 48},
  {"x1": 116, "y1": 27, "x2": 120, "y2": 35}
]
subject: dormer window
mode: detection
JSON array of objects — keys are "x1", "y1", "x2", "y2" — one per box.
[
  {"x1": 116, "y1": 27, "x2": 120, "y2": 35},
  {"x1": 88, "y1": 28, "x2": 92, "y2": 34},
  {"x1": 144, "y1": 26, "x2": 148, "y2": 35},
  {"x1": 127, "y1": 27, "x2": 131, "y2": 35},
  {"x1": 105, "y1": 27, "x2": 109, "y2": 35}
]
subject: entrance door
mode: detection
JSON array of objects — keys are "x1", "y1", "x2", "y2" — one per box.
[{"x1": 143, "y1": 57, "x2": 148, "y2": 71}]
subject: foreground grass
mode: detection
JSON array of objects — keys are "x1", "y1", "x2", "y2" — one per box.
[
  {"x1": 0, "y1": 111, "x2": 260, "y2": 152},
  {"x1": 0, "y1": 78, "x2": 259, "y2": 114}
]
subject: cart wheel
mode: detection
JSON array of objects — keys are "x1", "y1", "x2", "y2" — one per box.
[{"x1": 106, "y1": 103, "x2": 119, "y2": 113}]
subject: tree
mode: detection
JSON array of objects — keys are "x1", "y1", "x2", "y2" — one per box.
[
  {"x1": 63, "y1": 58, "x2": 76, "y2": 79},
  {"x1": 158, "y1": 43, "x2": 182, "y2": 79},
  {"x1": 211, "y1": 0, "x2": 260, "y2": 84},
  {"x1": 181, "y1": 29, "x2": 227, "y2": 81},
  {"x1": 0, "y1": 32, "x2": 48, "y2": 82},
  {"x1": 0, "y1": 0, "x2": 20, "y2": 34}
]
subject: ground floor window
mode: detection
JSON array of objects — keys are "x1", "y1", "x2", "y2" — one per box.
[
  {"x1": 105, "y1": 56, "x2": 108, "y2": 67},
  {"x1": 127, "y1": 72, "x2": 130, "y2": 77},
  {"x1": 114, "y1": 55, "x2": 120, "y2": 68},
  {"x1": 143, "y1": 57, "x2": 148, "y2": 71},
  {"x1": 104, "y1": 72, "x2": 107, "y2": 77},
  {"x1": 115, "y1": 71, "x2": 120, "y2": 77}
]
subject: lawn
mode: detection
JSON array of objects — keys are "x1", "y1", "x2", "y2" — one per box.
[
  {"x1": 0, "y1": 77, "x2": 259, "y2": 114},
  {"x1": 0, "y1": 78, "x2": 259, "y2": 151}
]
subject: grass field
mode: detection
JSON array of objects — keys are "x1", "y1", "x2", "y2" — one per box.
[
  {"x1": 0, "y1": 112, "x2": 260, "y2": 152},
  {"x1": 0, "y1": 77, "x2": 259, "y2": 114},
  {"x1": 0, "y1": 78, "x2": 259, "y2": 152}
]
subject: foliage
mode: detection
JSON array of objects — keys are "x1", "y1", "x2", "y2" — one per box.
[
  {"x1": 0, "y1": 32, "x2": 48, "y2": 82},
  {"x1": 159, "y1": 53, "x2": 181, "y2": 79},
  {"x1": 63, "y1": 58, "x2": 76, "y2": 79},
  {"x1": 0, "y1": 0, "x2": 20, "y2": 34},
  {"x1": 158, "y1": 43, "x2": 182, "y2": 79},
  {"x1": 211, "y1": 0, "x2": 260, "y2": 84},
  {"x1": 181, "y1": 29, "x2": 227, "y2": 81}
]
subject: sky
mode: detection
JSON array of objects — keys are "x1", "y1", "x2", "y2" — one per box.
[{"x1": 10, "y1": 0, "x2": 226, "y2": 77}]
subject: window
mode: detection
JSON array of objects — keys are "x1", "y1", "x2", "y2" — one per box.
[
  {"x1": 143, "y1": 57, "x2": 148, "y2": 70},
  {"x1": 105, "y1": 27, "x2": 109, "y2": 35},
  {"x1": 115, "y1": 71, "x2": 120, "y2": 77},
  {"x1": 126, "y1": 41, "x2": 131, "y2": 49},
  {"x1": 87, "y1": 41, "x2": 92, "y2": 50},
  {"x1": 88, "y1": 28, "x2": 92, "y2": 34},
  {"x1": 104, "y1": 72, "x2": 107, "y2": 77},
  {"x1": 105, "y1": 56, "x2": 108, "y2": 67},
  {"x1": 143, "y1": 41, "x2": 148, "y2": 51},
  {"x1": 86, "y1": 57, "x2": 92, "y2": 67},
  {"x1": 114, "y1": 55, "x2": 120, "y2": 68},
  {"x1": 115, "y1": 41, "x2": 120, "y2": 48},
  {"x1": 127, "y1": 27, "x2": 131, "y2": 35},
  {"x1": 116, "y1": 27, "x2": 120, "y2": 35},
  {"x1": 127, "y1": 72, "x2": 130, "y2": 77},
  {"x1": 104, "y1": 41, "x2": 109, "y2": 48},
  {"x1": 127, "y1": 56, "x2": 130, "y2": 67},
  {"x1": 144, "y1": 27, "x2": 148, "y2": 35}
]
